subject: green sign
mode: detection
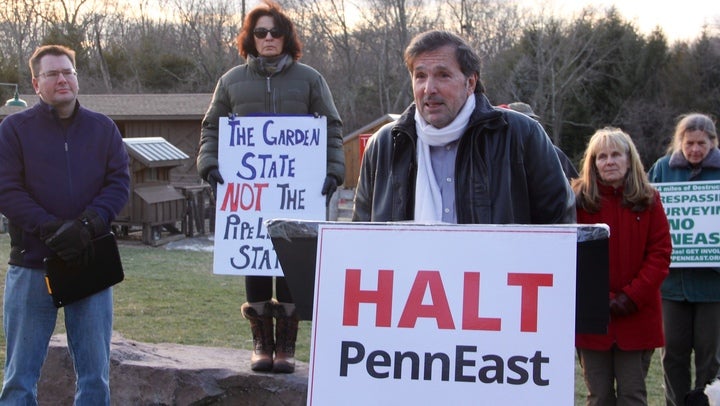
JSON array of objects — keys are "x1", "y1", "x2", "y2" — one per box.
[{"x1": 653, "y1": 180, "x2": 720, "y2": 267}]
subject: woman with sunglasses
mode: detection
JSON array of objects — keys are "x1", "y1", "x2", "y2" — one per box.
[{"x1": 197, "y1": 0, "x2": 344, "y2": 374}]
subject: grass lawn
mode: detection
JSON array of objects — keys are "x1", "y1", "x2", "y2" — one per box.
[{"x1": 0, "y1": 232, "x2": 669, "y2": 404}]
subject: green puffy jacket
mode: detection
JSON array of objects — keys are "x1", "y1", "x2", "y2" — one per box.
[{"x1": 197, "y1": 55, "x2": 344, "y2": 184}]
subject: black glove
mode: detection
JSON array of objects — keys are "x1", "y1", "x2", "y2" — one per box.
[
  {"x1": 609, "y1": 292, "x2": 638, "y2": 317},
  {"x1": 206, "y1": 168, "x2": 224, "y2": 198},
  {"x1": 45, "y1": 210, "x2": 104, "y2": 262},
  {"x1": 37, "y1": 219, "x2": 64, "y2": 242},
  {"x1": 321, "y1": 175, "x2": 338, "y2": 207}
]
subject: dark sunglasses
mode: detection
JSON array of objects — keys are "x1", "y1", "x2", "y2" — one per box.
[{"x1": 253, "y1": 28, "x2": 283, "y2": 39}]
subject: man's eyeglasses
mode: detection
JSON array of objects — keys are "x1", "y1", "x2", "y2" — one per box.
[
  {"x1": 37, "y1": 69, "x2": 77, "y2": 80},
  {"x1": 253, "y1": 28, "x2": 283, "y2": 39}
]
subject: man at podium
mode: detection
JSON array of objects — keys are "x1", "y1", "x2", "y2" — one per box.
[{"x1": 352, "y1": 30, "x2": 573, "y2": 225}]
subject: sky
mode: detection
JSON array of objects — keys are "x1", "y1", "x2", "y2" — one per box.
[
  {"x1": 224, "y1": 0, "x2": 716, "y2": 43},
  {"x1": 521, "y1": 0, "x2": 719, "y2": 42}
]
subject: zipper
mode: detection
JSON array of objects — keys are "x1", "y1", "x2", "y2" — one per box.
[
  {"x1": 62, "y1": 122, "x2": 73, "y2": 196},
  {"x1": 266, "y1": 76, "x2": 273, "y2": 112}
]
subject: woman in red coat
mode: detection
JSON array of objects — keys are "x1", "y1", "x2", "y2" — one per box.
[{"x1": 572, "y1": 127, "x2": 672, "y2": 405}]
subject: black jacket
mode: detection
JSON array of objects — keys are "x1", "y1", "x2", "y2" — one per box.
[{"x1": 352, "y1": 94, "x2": 575, "y2": 224}]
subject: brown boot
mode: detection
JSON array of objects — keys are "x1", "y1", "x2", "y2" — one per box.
[
  {"x1": 272, "y1": 301, "x2": 298, "y2": 373},
  {"x1": 241, "y1": 301, "x2": 274, "y2": 372}
]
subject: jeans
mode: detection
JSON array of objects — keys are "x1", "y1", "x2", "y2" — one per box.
[{"x1": 0, "y1": 265, "x2": 112, "y2": 406}]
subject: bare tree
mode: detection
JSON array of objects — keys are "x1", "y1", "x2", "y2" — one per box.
[
  {"x1": 0, "y1": 0, "x2": 43, "y2": 89},
  {"x1": 90, "y1": 13, "x2": 113, "y2": 91},
  {"x1": 356, "y1": 0, "x2": 439, "y2": 114},
  {"x1": 285, "y1": 0, "x2": 367, "y2": 129},
  {"x1": 487, "y1": 7, "x2": 633, "y2": 147},
  {"x1": 93, "y1": 2, "x2": 169, "y2": 92},
  {"x1": 445, "y1": 0, "x2": 524, "y2": 60},
  {"x1": 170, "y1": 0, "x2": 242, "y2": 89},
  {"x1": 35, "y1": 0, "x2": 119, "y2": 73}
]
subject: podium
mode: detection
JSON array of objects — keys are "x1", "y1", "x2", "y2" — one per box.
[{"x1": 266, "y1": 220, "x2": 609, "y2": 334}]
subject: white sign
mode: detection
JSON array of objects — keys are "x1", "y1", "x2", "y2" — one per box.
[
  {"x1": 308, "y1": 223, "x2": 578, "y2": 405},
  {"x1": 654, "y1": 180, "x2": 720, "y2": 267},
  {"x1": 213, "y1": 115, "x2": 327, "y2": 276}
]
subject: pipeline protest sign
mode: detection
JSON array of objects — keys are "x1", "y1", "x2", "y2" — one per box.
[
  {"x1": 213, "y1": 115, "x2": 327, "y2": 276},
  {"x1": 653, "y1": 180, "x2": 720, "y2": 267},
  {"x1": 308, "y1": 223, "x2": 578, "y2": 405}
]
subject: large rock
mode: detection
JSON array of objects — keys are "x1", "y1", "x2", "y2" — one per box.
[{"x1": 38, "y1": 333, "x2": 308, "y2": 405}]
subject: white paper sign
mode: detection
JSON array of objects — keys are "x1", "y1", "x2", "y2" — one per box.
[
  {"x1": 308, "y1": 223, "x2": 578, "y2": 405},
  {"x1": 654, "y1": 180, "x2": 720, "y2": 267},
  {"x1": 213, "y1": 115, "x2": 327, "y2": 276}
]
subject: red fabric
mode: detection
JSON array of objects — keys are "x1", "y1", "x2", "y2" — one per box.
[{"x1": 575, "y1": 184, "x2": 671, "y2": 350}]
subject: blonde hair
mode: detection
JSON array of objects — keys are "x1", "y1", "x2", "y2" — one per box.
[{"x1": 572, "y1": 127, "x2": 655, "y2": 213}]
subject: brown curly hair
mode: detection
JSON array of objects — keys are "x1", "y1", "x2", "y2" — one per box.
[{"x1": 237, "y1": 0, "x2": 302, "y2": 60}]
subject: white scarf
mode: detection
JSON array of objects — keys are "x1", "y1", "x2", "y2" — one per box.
[{"x1": 414, "y1": 94, "x2": 476, "y2": 222}]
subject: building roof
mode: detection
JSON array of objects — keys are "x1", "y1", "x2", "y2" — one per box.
[
  {"x1": 343, "y1": 114, "x2": 400, "y2": 142},
  {"x1": 124, "y1": 137, "x2": 190, "y2": 168},
  {"x1": 0, "y1": 93, "x2": 212, "y2": 120}
]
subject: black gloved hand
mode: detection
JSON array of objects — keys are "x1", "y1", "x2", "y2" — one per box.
[
  {"x1": 609, "y1": 292, "x2": 638, "y2": 317},
  {"x1": 206, "y1": 168, "x2": 224, "y2": 198},
  {"x1": 45, "y1": 210, "x2": 104, "y2": 262},
  {"x1": 79, "y1": 209, "x2": 106, "y2": 238},
  {"x1": 45, "y1": 220, "x2": 93, "y2": 261},
  {"x1": 37, "y1": 219, "x2": 64, "y2": 242},
  {"x1": 321, "y1": 175, "x2": 338, "y2": 207}
]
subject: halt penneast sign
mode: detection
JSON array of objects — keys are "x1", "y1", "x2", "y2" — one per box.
[
  {"x1": 307, "y1": 223, "x2": 578, "y2": 405},
  {"x1": 654, "y1": 180, "x2": 720, "y2": 267}
]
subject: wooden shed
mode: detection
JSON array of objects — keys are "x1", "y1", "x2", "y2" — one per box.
[
  {"x1": 115, "y1": 137, "x2": 190, "y2": 245},
  {"x1": 341, "y1": 114, "x2": 399, "y2": 188}
]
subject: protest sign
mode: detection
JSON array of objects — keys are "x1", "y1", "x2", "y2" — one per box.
[
  {"x1": 654, "y1": 180, "x2": 720, "y2": 267},
  {"x1": 308, "y1": 223, "x2": 578, "y2": 405},
  {"x1": 213, "y1": 115, "x2": 327, "y2": 276}
]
